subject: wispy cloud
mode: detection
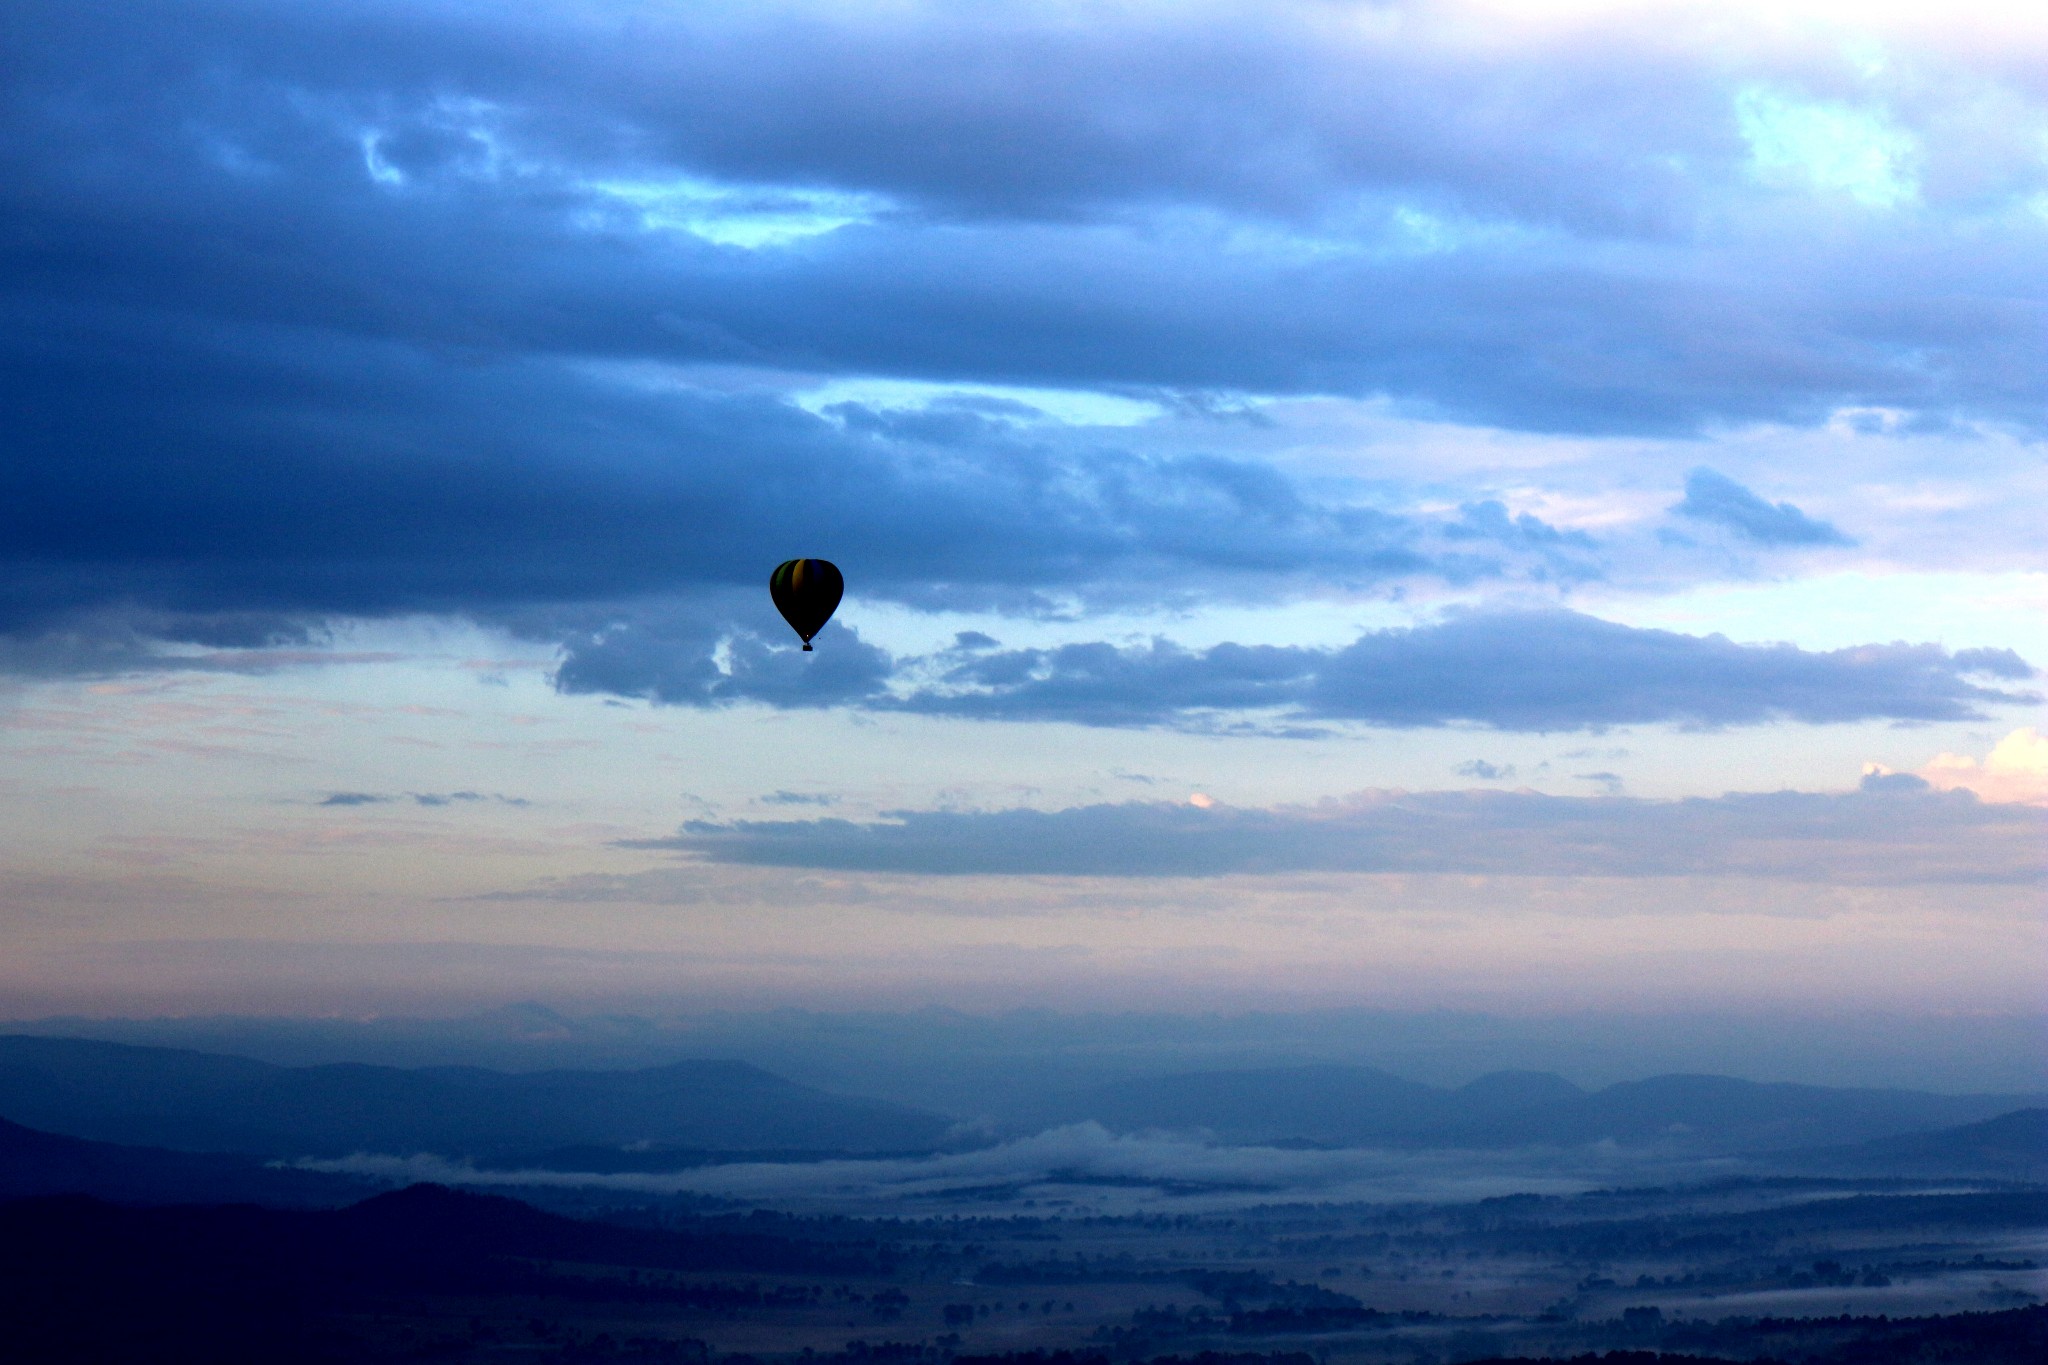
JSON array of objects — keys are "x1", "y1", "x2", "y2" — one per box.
[
  {"x1": 319, "y1": 791, "x2": 529, "y2": 809},
  {"x1": 638, "y1": 783, "x2": 2047, "y2": 884},
  {"x1": 1671, "y1": 469, "x2": 1853, "y2": 547},
  {"x1": 894, "y1": 610, "x2": 2032, "y2": 731}
]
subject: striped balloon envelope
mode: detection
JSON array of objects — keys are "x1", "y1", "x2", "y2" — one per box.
[{"x1": 768, "y1": 559, "x2": 844, "y2": 651}]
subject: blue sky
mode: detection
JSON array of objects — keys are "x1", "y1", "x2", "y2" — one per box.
[{"x1": 0, "y1": 0, "x2": 2042, "y2": 1023}]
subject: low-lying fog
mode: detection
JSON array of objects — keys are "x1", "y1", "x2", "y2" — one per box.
[{"x1": 303, "y1": 1124, "x2": 1735, "y2": 1216}]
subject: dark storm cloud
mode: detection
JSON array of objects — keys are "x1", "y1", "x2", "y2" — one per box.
[
  {"x1": 640, "y1": 784, "x2": 2047, "y2": 884},
  {"x1": 1671, "y1": 470, "x2": 1853, "y2": 546},
  {"x1": 886, "y1": 611, "x2": 2035, "y2": 730},
  {"x1": 0, "y1": 312, "x2": 1452, "y2": 639},
  {"x1": 1, "y1": 1, "x2": 2041, "y2": 676},
  {"x1": 4, "y1": 0, "x2": 2041, "y2": 425}
]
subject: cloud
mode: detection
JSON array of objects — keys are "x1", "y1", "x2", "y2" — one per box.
[
  {"x1": 1670, "y1": 470, "x2": 1853, "y2": 547},
  {"x1": 553, "y1": 612, "x2": 896, "y2": 709},
  {"x1": 8, "y1": 306, "x2": 1564, "y2": 675},
  {"x1": 319, "y1": 791, "x2": 527, "y2": 809},
  {"x1": 1918, "y1": 727, "x2": 2048, "y2": 805},
  {"x1": 0, "y1": 0, "x2": 2040, "y2": 681},
  {"x1": 1857, "y1": 768, "x2": 1930, "y2": 794},
  {"x1": 638, "y1": 782, "x2": 2047, "y2": 884},
  {"x1": 887, "y1": 610, "x2": 2035, "y2": 731},
  {"x1": 1457, "y1": 760, "x2": 1515, "y2": 780},
  {"x1": 0, "y1": 611, "x2": 398, "y2": 681}
]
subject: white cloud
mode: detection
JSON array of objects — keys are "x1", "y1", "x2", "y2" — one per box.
[{"x1": 1919, "y1": 726, "x2": 2048, "y2": 805}]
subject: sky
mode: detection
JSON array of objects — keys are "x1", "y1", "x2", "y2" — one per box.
[{"x1": 1, "y1": 0, "x2": 2043, "y2": 1032}]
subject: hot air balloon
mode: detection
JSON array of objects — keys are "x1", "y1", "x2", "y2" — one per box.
[{"x1": 769, "y1": 558, "x2": 843, "y2": 651}]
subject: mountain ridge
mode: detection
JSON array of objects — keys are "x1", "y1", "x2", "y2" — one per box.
[
  {"x1": 0, "y1": 1034, "x2": 954, "y2": 1159},
  {"x1": 1032, "y1": 1063, "x2": 2045, "y2": 1153}
]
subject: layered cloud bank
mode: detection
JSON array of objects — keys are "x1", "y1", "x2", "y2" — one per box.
[
  {"x1": 2, "y1": 0, "x2": 2043, "y2": 680},
  {"x1": 554, "y1": 607, "x2": 2034, "y2": 731},
  {"x1": 651, "y1": 779, "x2": 2046, "y2": 884}
]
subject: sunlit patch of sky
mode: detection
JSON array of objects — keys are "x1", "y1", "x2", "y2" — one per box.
[
  {"x1": 1157, "y1": 199, "x2": 1540, "y2": 264},
  {"x1": 1444, "y1": 0, "x2": 2048, "y2": 41},
  {"x1": 565, "y1": 359, "x2": 1188, "y2": 428},
  {"x1": 794, "y1": 376, "x2": 1168, "y2": 427},
  {"x1": 1586, "y1": 570, "x2": 2048, "y2": 664},
  {"x1": 585, "y1": 176, "x2": 891, "y2": 248},
  {"x1": 1734, "y1": 86, "x2": 1919, "y2": 209}
]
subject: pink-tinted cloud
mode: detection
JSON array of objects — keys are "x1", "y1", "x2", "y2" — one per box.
[{"x1": 1916, "y1": 727, "x2": 2048, "y2": 805}]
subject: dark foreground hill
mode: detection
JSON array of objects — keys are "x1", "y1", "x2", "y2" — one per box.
[
  {"x1": 1773, "y1": 1107, "x2": 2048, "y2": 1180},
  {"x1": 0, "y1": 1034, "x2": 953, "y2": 1159},
  {"x1": 1040, "y1": 1065, "x2": 2043, "y2": 1153},
  {"x1": 0, "y1": 1115, "x2": 379, "y2": 1205},
  {"x1": 0, "y1": 1184, "x2": 887, "y2": 1364},
  {"x1": 7, "y1": 1182, "x2": 2045, "y2": 1365},
  {"x1": 958, "y1": 1308, "x2": 2048, "y2": 1365}
]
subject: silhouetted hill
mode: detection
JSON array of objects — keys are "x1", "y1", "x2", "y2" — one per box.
[
  {"x1": 0, "y1": 1034, "x2": 953, "y2": 1159},
  {"x1": 1773, "y1": 1107, "x2": 2048, "y2": 1179},
  {"x1": 1039, "y1": 1065, "x2": 2040, "y2": 1153},
  {"x1": 0, "y1": 1184, "x2": 886, "y2": 1363},
  {"x1": 1473, "y1": 1074, "x2": 2044, "y2": 1152},
  {"x1": 0, "y1": 1115, "x2": 378, "y2": 1205},
  {"x1": 1451, "y1": 1069, "x2": 1586, "y2": 1117}
]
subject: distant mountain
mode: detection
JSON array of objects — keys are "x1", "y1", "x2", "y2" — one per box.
[
  {"x1": 1036, "y1": 1064, "x2": 1454, "y2": 1142},
  {"x1": 1035, "y1": 1063, "x2": 2042, "y2": 1154},
  {"x1": 1772, "y1": 1107, "x2": 2048, "y2": 1179},
  {"x1": 1466, "y1": 1074, "x2": 2047, "y2": 1152},
  {"x1": 0, "y1": 1116, "x2": 378, "y2": 1206},
  {"x1": 0, "y1": 1034, "x2": 954, "y2": 1160},
  {"x1": 1443, "y1": 1069, "x2": 1586, "y2": 1119}
]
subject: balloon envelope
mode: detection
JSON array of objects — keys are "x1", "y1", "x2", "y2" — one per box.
[{"x1": 769, "y1": 559, "x2": 844, "y2": 650}]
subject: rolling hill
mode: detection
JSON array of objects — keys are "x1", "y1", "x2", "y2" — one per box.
[
  {"x1": 1773, "y1": 1106, "x2": 2048, "y2": 1179},
  {"x1": 0, "y1": 1034, "x2": 954, "y2": 1160},
  {"x1": 0, "y1": 1115, "x2": 377, "y2": 1206},
  {"x1": 1034, "y1": 1063, "x2": 2043, "y2": 1153}
]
